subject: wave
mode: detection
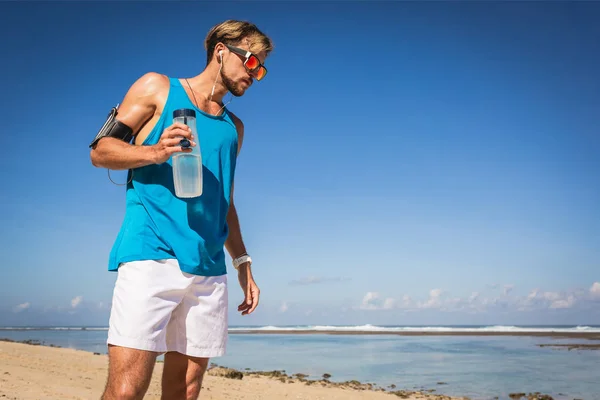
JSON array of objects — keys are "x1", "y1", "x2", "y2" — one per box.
[{"x1": 228, "y1": 324, "x2": 600, "y2": 333}]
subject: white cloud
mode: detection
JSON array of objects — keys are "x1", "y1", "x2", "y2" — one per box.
[
  {"x1": 550, "y1": 295, "x2": 576, "y2": 309},
  {"x1": 359, "y1": 292, "x2": 395, "y2": 310},
  {"x1": 279, "y1": 301, "x2": 288, "y2": 313},
  {"x1": 13, "y1": 302, "x2": 30, "y2": 313},
  {"x1": 519, "y1": 289, "x2": 577, "y2": 310},
  {"x1": 383, "y1": 298, "x2": 396, "y2": 310},
  {"x1": 590, "y1": 282, "x2": 600, "y2": 300},
  {"x1": 71, "y1": 296, "x2": 83, "y2": 308},
  {"x1": 360, "y1": 292, "x2": 380, "y2": 310},
  {"x1": 356, "y1": 282, "x2": 599, "y2": 314},
  {"x1": 419, "y1": 289, "x2": 444, "y2": 309},
  {"x1": 401, "y1": 295, "x2": 413, "y2": 308}
]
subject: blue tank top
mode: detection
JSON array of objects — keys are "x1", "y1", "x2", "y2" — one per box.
[{"x1": 108, "y1": 77, "x2": 239, "y2": 276}]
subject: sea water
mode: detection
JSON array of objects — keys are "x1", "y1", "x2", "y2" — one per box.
[{"x1": 1, "y1": 325, "x2": 599, "y2": 400}]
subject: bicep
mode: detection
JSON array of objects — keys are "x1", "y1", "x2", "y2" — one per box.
[{"x1": 115, "y1": 72, "x2": 166, "y2": 134}]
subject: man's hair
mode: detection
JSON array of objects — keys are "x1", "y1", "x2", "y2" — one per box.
[{"x1": 204, "y1": 19, "x2": 274, "y2": 65}]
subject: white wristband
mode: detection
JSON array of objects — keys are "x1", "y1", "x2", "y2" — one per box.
[{"x1": 233, "y1": 255, "x2": 252, "y2": 270}]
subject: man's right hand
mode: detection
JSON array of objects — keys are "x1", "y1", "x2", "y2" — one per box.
[{"x1": 151, "y1": 122, "x2": 196, "y2": 164}]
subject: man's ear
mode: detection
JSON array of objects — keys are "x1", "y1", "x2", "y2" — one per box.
[{"x1": 214, "y1": 43, "x2": 226, "y2": 63}]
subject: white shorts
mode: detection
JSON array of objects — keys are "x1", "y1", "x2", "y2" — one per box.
[{"x1": 107, "y1": 259, "x2": 228, "y2": 358}]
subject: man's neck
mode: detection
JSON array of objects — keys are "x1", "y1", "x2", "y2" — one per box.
[{"x1": 187, "y1": 68, "x2": 228, "y2": 105}]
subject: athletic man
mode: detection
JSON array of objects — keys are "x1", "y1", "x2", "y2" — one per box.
[{"x1": 89, "y1": 20, "x2": 273, "y2": 400}]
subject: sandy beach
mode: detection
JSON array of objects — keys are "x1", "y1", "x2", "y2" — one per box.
[{"x1": 0, "y1": 340, "x2": 468, "y2": 400}]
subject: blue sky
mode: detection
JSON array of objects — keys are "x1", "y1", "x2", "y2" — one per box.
[{"x1": 0, "y1": 1, "x2": 599, "y2": 327}]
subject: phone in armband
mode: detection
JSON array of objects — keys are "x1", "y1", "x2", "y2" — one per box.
[{"x1": 89, "y1": 104, "x2": 134, "y2": 149}]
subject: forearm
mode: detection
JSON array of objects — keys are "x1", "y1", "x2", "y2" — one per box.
[
  {"x1": 90, "y1": 138, "x2": 157, "y2": 170},
  {"x1": 225, "y1": 203, "x2": 247, "y2": 259}
]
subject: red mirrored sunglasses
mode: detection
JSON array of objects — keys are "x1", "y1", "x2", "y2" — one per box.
[{"x1": 225, "y1": 44, "x2": 268, "y2": 81}]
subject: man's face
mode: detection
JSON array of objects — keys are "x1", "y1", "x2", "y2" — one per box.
[{"x1": 220, "y1": 43, "x2": 268, "y2": 97}]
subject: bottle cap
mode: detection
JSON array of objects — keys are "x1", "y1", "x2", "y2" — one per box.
[{"x1": 173, "y1": 109, "x2": 196, "y2": 118}]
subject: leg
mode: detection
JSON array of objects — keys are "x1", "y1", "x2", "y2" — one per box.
[
  {"x1": 161, "y1": 351, "x2": 210, "y2": 400},
  {"x1": 161, "y1": 272, "x2": 229, "y2": 399},
  {"x1": 101, "y1": 345, "x2": 159, "y2": 400},
  {"x1": 104, "y1": 259, "x2": 190, "y2": 399}
]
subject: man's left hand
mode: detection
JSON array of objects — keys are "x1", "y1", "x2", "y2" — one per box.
[{"x1": 237, "y1": 263, "x2": 260, "y2": 315}]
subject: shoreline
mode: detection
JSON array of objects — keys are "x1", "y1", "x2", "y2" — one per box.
[
  {"x1": 0, "y1": 338, "x2": 574, "y2": 399},
  {"x1": 229, "y1": 330, "x2": 600, "y2": 340},
  {"x1": 0, "y1": 339, "x2": 472, "y2": 400}
]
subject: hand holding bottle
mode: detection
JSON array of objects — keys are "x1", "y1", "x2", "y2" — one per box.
[{"x1": 152, "y1": 123, "x2": 196, "y2": 164}]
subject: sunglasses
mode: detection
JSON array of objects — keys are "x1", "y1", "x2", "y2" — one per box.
[{"x1": 225, "y1": 44, "x2": 268, "y2": 81}]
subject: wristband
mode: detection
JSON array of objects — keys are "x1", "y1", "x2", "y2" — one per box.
[{"x1": 233, "y1": 254, "x2": 252, "y2": 270}]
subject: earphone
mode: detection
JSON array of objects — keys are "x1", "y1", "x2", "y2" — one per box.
[{"x1": 219, "y1": 50, "x2": 223, "y2": 60}]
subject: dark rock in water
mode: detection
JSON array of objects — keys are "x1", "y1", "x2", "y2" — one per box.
[
  {"x1": 207, "y1": 366, "x2": 243, "y2": 380},
  {"x1": 224, "y1": 370, "x2": 243, "y2": 380},
  {"x1": 390, "y1": 390, "x2": 412, "y2": 398},
  {"x1": 322, "y1": 373, "x2": 331, "y2": 379},
  {"x1": 510, "y1": 392, "x2": 554, "y2": 400},
  {"x1": 538, "y1": 343, "x2": 600, "y2": 351},
  {"x1": 527, "y1": 394, "x2": 553, "y2": 400},
  {"x1": 509, "y1": 393, "x2": 526, "y2": 399},
  {"x1": 438, "y1": 381, "x2": 448, "y2": 385}
]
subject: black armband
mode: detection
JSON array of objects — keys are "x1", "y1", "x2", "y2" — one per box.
[{"x1": 89, "y1": 104, "x2": 134, "y2": 149}]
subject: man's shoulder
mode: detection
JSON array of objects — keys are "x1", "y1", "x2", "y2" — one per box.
[
  {"x1": 127, "y1": 72, "x2": 171, "y2": 101},
  {"x1": 137, "y1": 71, "x2": 171, "y2": 86}
]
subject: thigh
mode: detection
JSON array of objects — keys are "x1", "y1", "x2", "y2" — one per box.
[
  {"x1": 108, "y1": 259, "x2": 189, "y2": 352},
  {"x1": 105, "y1": 344, "x2": 159, "y2": 396},
  {"x1": 167, "y1": 274, "x2": 228, "y2": 358}
]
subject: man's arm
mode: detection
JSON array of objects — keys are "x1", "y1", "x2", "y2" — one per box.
[
  {"x1": 225, "y1": 189, "x2": 247, "y2": 259},
  {"x1": 224, "y1": 113, "x2": 260, "y2": 315},
  {"x1": 90, "y1": 72, "x2": 193, "y2": 170},
  {"x1": 224, "y1": 112, "x2": 247, "y2": 260}
]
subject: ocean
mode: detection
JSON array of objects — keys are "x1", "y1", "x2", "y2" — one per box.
[{"x1": 1, "y1": 325, "x2": 599, "y2": 400}]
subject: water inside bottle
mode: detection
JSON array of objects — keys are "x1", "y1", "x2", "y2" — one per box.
[
  {"x1": 172, "y1": 109, "x2": 203, "y2": 198},
  {"x1": 173, "y1": 153, "x2": 203, "y2": 198}
]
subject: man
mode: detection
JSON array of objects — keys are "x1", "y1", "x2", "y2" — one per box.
[{"x1": 89, "y1": 19, "x2": 273, "y2": 400}]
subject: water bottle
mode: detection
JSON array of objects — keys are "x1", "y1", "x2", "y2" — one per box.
[{"x1": 172, "y1": 108, "x2": 203, "y2": 198}]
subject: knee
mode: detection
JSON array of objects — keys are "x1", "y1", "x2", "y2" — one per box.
[{"x1": 106, "y1": 381, "x2": 147, "y2": 400}]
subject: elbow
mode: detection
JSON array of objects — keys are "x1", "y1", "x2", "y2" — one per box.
[
  {"x1": 90, "y1": 138, "x2": 111, "y2": 168},
  {"x1": 90, "y1": 146, "x2": 104, "y2": 168},
  {"x1": 90, "y1": 151, "x2": 98, "y2": 167}
]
